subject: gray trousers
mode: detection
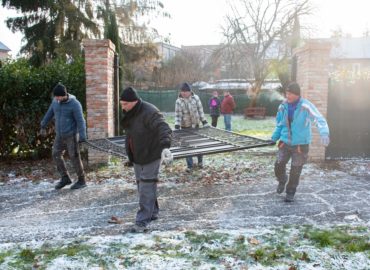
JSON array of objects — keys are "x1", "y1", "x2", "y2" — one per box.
[
  {"x1": 274, "y1": 143, "x2": 308, "y2": 195},
  {"x1": 133, "y1": 159, "x2": 161, "y2": 226},
  {"x1": 52, "y1": 134, "x2": 85, "y2": 179}
]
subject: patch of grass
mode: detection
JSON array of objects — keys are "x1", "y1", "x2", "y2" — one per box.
[
  {"x1": 19, "y1": 249, "x2": 35, "y2": 263},
  {"x1": 305, "y1": 227, "x2": 370, "y2": 252},
  {"x1": 184, "y1": 231, "x2": 228, "y2": 244},
  {"x1": 164, "y1": 113, "x2": 276, "y2": 138},
  {"x1": 5, "y1": 243, "x2": 95, "y2": 269},
  {"x1": 0, "y1": 250, "x2": 12, "y2": 264}
]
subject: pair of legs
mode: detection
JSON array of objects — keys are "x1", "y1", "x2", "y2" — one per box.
[
  {"x1": 211, "y1": 115, "x2": 219, "y2": 127},
  {"x1": 274, "y1": 143, "x2": 308, "y2": 201},
  {"x1": 186, "y1": 155, "x2": 203, "y2": 169},
  {"x1": 133, "y1": 159, "x2": 161, "y2": 228},
  {"x1": 52, "y1": 134, "x2": 85, "y2": 189},
  {"x1": 223, "y1": 114, "x2": 232, "y2": 131}
]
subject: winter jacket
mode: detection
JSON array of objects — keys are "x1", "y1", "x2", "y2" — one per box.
[
  {"x1": 271, "y1": 98, "x2": 329, "y2": 146},
  {"x1": 209, "y1": 97, "x2": 221, "y2": 116},
  {"x1": 175, "y1": 92, "x2": 206, "y2": 128},
  {"x1": 122, "y1": 99, "x2": 172, "y2": 165},
  {"x1": 221, "y1": 94, "x2": 236, "y2": 114},
  {"x1": 40, "y1": 94, "x2": 86, "y2": 141}
]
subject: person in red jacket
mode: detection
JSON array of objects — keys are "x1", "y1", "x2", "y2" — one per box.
[{"x1": 220, "y1": 90, "x2": 236, "y2": 131}]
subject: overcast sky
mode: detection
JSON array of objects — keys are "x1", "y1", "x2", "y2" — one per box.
[{"x1": 1, "y1": 0, "x2": 370, "y2": 57}]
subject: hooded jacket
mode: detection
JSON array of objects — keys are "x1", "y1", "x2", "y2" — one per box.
[
  {"x1": 41, "y1": 94, "x2": 86, "y2": 141},
  {"x1": 271, "y1": 98, "x2": 329, "y2": 145}
]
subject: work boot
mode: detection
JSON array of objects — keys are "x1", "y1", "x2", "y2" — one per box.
[
  {"x1": 55, "y1": 175, "x2": 72, "y2": 190},
  {"x1": 70, "y1": 176, "x2": 87, "y2": 189},
  {"x1": 129, "y1": 224, "x2": 148, "y2": 233},
  {"x1": 285, "y1": 193, "x2": 295, "y2": 202}
]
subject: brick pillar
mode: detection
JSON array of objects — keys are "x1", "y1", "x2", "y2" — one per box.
[
  {"x1": 294, "y1": 41, "x2": 331, "y2": 161},
  {"x1": 83, "y1": 39, "x2": 116, "y2": 164}
]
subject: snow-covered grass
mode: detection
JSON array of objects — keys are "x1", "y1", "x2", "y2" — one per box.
[
  {"x1": 164, "y1": 113, "x2": 275, "y2": 139},
  {"x1": 0, "y1": 225, "x2": 369, "y2": 270}
]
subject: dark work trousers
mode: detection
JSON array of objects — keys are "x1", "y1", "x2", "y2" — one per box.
[
  {"x1": 211, "y1": 115, "x2": 219, "y2": 127},
  {"x1": 133, "y1": 159, "x2": 161, "y2": 226},
  {"x1": 274, "y1": 143, "x2": 308, "y2": 195},
  {"x1": 52, "y1": 134, "x2": 85, "y2": 179}
]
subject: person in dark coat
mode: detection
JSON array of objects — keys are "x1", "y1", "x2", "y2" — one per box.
[
  {"x1": 208, "y1": 90, "x2": 221, "y2": 127},
  {"x1": 120, "y1": 87, "x2": 172, "y2": 233},
  {"x1": 40, "y1": 83, "x2": 87, "y2": 190}
]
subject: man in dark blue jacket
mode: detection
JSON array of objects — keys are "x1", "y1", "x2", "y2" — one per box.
[
  {"x1": 40, "y1": 83, "x2": 87, "y2": 190},
  {"x1": 120, "y1": 87, "x2": 172, "y2": 233}
]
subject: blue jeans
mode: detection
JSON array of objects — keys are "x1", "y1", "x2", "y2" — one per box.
[
  {"x1": 186, "y1": 155, "x2": 203, "y2": 169},
  {"x1": 223, "y1": 114, "x2": 232, "y2": 131}
]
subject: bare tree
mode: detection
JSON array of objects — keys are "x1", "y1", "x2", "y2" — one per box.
[
  {"x1": 154, "y1": 51, "x2": 208, "y2": 88},
  {"x1": 223, "y1": 0, "x2": 311, "y2": 105}
]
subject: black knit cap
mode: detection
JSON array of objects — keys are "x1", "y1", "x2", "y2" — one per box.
[
  {"x1": 286, "y1": 82, "x2": 301, "y2": 96},
  {"x1": 180, "y1": 82, "x2": 191, "y2": 92},
  {"x1": 120, "y1": 87, "x2": 139, "y2": 102},
  {"x1": 53, "y1": 83, "x2": 67, "y2": 96}
]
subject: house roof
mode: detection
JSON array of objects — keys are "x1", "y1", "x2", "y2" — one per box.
[{"x1": 0, "y1": 41, "x2": 11, "y2": 52}]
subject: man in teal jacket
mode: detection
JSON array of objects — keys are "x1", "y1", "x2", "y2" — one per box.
[
  {"x1": 271, "y1": 82, "x2": 330, "y2": 202},
  {"x1": 40, "y1": 83, "x2": 87, "y2": 190}
]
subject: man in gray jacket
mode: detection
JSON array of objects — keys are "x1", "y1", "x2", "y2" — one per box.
[{"x1": 40, "y1": 83, "x2": 87, "y2": 190}]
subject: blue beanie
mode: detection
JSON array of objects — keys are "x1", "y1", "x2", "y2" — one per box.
[{"x1": 180, "y1": 82, "x2": 191, "y2": 92}]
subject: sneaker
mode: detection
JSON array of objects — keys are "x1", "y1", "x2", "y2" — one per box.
[
  {"x1": 55, "y1": 175, "x2": 72, "y2": 190},
  {"x1": 151, "y1": 215, "x2": 158, "y2": 221},
  {"x1": 285, "y1": 193, "x2": 295, "y2": 202},
  {"x1": 70, "y1": 176, "x2": 87, "y2": 190},
  {"x1": 276, "y1": 182, "x2": 286, "y2": 194},
  {"x1": 185, "y1": 167, "x2": 192, "y2": 173},
  {"x1": 129, "y1": 224, "x2": 148, "y2": 233},
  {"x1": 198, "y1": 163, "x2": 203, "y2": 169}
]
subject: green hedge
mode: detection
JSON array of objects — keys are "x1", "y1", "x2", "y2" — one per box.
[{"x1": 0, "y1": 58, "x2": 85, "y2": 160}]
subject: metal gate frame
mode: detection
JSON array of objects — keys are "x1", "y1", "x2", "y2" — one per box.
[{"x1": 84, "y1": 127, "x2": 274, "y2": 160}]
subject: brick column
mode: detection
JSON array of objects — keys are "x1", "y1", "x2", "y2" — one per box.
[
  {"x1": 294, "y1": 41, "x2": 331, "y2": 161},
  {"x1": 83, "y1": 39, "x2": 116, "y2": 164}
]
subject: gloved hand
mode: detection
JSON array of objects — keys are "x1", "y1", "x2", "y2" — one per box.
[
  {"x1": 202, "y1": 120, "x2": 210, "y2": 127},
  {"x1": 174, "y1": 125, "x2": 180, "y2": 130},
  {"x1": 320, "y1": 135, "x2": 330, "y2": 147},
  {"x1": 40, "y1": 128, "x2": 47, "y2": 137},
  {"x1": 161, "y1": 148, "x2": 173, "y2": 164}
]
